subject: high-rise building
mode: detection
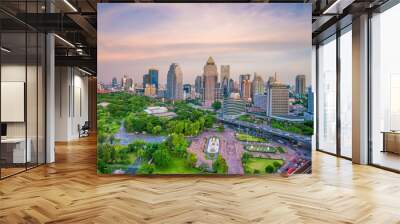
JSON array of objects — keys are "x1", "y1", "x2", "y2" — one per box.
[
  {"x1": 112, "y1": 77, "x2": 118, "y2": 88},
  {"x1": 143, "y1": 73, "x2": 150, "y2": 88},
  {"x1": 97, "y1": 82, "x2": 103, "y2": 90},
  {"x1": 239, "y1": 74, "x2": 251, "y2": 98},
  {"x1": 195, "y1": 76, "x2": 203, "y2": 95},
  {"x1": 144, "y1": 84, "x2": 157, "y2": 97},
  {"x1": 149, "y1": 69, "x2": 159, "y2": 89},
  {"x1": 266, "y1": 81, "x2": 289, "y2": 116},
  {"x1": 267, "y1": 73, "x2": 277, "y2": 87},
  {"x1": 220, "y1": 65, "x2": 229, "y2": 82},
  {"x1": 251, "y1": 73, "x2": 264, "y2": 98},
  {"x1": 307, "y1": 86, "x2": 314, "y2": 114},
  {"x1": 121, "y1": 75, "x2": 127, "y2": 88},
  {"x1": 295, "y1": 74, "x2": 306, "y2": 96},
  {"x1": 222, "y1": 98, "x2": 246, "y2": 117},
  {"x1": 166, "y1": 63, "x2": 183, "y2": 100},
  {"x1": 202, "y1": 57, "x2": 219, "y2": 104},
  {"x1": 220, "y1": 65, "x2": 231, "y2": 98},
  {"x1": 242, "y1": 79, "x2": 252, "y2": 101},
  {"x1": 183, "y1": 84, "x2": 192, "y2": 99},
  {"x1": 126, "y1": 78, "x2": 133, "y2": 91},
  {"x1": 253, "y1": 94, "x2": 268, "y2": 111},
  {"x1": 228, "y1": 79, "x2": 234, "y2": 94}
]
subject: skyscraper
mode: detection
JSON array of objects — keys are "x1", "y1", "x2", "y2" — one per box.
[
  {"x1": 183, "y1": 84, "x2": 192, "y2": 99},
  {"x1": 295, "y1": 74, "x2": 306, "y2": 96},
  {"x1": 307, "y1": 86, "x2": 314, "y2": 114},
  {"x1": 149, "y1": 69, "x2": 159, "y2": 89},
  {"x1": 112, "y1": 77, "x2": 118, "y2": 88},
  {"x1": 121, "y1": 75, "x2": 127, "y2": 88},
  {"x1": 202, "y1": 57, "x2": 219, "y2": 104},
  {"x1": 195, "y1": 76, "x2": 203, "y2": 95},
  {"x1": 239, "y1": 74, "x2": 251, "y2": 98},
  {"x1": 267, "y1": 73, "x2": 277, "y2": 87},
  {"x1": 143, "y1": 73, "x2": 150, "y2": 88},
  {"x1": 266, "y1": 80, "x2": 289, "y2": 116},
  {"x1": 220, "y1": 65, "x2": 231, "y2": 98},
  {"x1": 166, "y1": 63, "x2": 183, "y2": 100},
  {"x1": 251, "y1": 73, "x2": 264, "y2": 97},
  {"x1": 242, "y1": 79, "x2": 252, "y2": 101},
  {"x1": 126, "y1": 78, "x2": 133, "y2": 91},
  {"x1": 220, "y1": 65, "x2": 229, "y2": 82}
]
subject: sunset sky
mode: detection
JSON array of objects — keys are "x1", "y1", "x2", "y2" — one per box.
[{"x1": 98, "y1": 3, "x2": 311, "y2": 86}]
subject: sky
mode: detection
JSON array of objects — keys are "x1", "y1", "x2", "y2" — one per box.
[{"x1": 98, "y1": 3, "x2": 311, "y2": 86}]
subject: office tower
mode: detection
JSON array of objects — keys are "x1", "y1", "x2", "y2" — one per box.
[
  {"x1": 220, "y1": 65, "x2": 231, "y2": 98},
  {"x1": 266, "y1": 81, "x2": 289, "y2": 116},
  {"x1": 251, "y1": 73, "x2": 265, "y2": 97},
  {"x1": 267, "y1": 73, "x2": 277, "y2": 87},
  {"x1": 97, "y1": 82, "x2": 103, "y2": 90},
  {"x1": 183, "y1": 84, "x2": 191, "y2": 99},
  {"x1": 239, "y1": 74, "x2": 251, "y2": 98},
  {"x1": 144, "y1": 84, "x2": 157, "y2": 97},
  {"x1": 222, "y1": 98, "x2": 246, "y2": 117},
  {"x1": 242, "y1": 79, "x2": 252, "y2": 101},
  {"x1": 183, "y1": 84, "x2": 191, "y2": 94},
  {"x1": 307, "y1": 86, "x2": 314, "y2": 114},
  {"x1": 227, "y1": 78, "x2": 234, "y2": 96},
  {"x1": 202, "y1": 56, "x2": 218, "y2": 104},
  {"x1": 195, "y1": 75, "x2": 203, "y2": 95},
  {"x1": 149, "y1": 69, "x2": 159, "y2": 89},
  {"x1": 295, "y1": 74, "x2": 306, "y2": 96},
  {"x1": 112, "y1": 77, "x2": 118, "y2": 88},
  {"x1": 166, "y1": 63, "x2": 183, "y2": 100},
  {"x1": 253, "y1": 94, "x2": 268, "y2": 110},
  {"x1": 220, "y1": 65, "x2": 229, "y2": 81},
  {"x1": 125, "y1": 78, "x2": 133, "y2": 91},
  {"x1": 143, "y1": 73, "x2": 150, "y2": 88},
  {"x1": 121, "y1": 75, "x2": 127, "y2": 88}
]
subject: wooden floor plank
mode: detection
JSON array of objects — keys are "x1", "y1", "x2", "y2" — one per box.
[{"x1": 0, "y1": 136, "x2": 399, "y2": 224}]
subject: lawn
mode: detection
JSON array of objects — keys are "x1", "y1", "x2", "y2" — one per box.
[
  {"x1": 244, "y1": 158, "x2": 284, "y2": 174},
  {"x1": 245, "y1": 145, "x2": 276, "y2": 153},
  {"x1": 153, "y1": 156, "x2": 202, "y2": 174},
  {"x1": 237, "y1": 114, "x2": 264, "y2": 124},
  {"x1": 236, "y1": 133, "x2": 267, "y2": 143}
]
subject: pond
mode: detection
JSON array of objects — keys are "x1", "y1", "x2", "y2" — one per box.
[{"x1": 114, "y1": 122, "x2": 166, "y2": 145}]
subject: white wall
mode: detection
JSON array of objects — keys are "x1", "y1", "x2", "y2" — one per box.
[{"x1": 55, "y1": 67, "x2": 89, "y2": 141}]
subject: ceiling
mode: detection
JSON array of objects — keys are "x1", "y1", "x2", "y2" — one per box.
[{"x1": 0, "y1": 0, "x2": 393, "y2": 75}]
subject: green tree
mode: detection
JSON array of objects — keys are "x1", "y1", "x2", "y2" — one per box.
[
  {"x1": 241, "y1": 152, "x2": 251, "y2": 164},
  {"x1": 152, "y1": 125, "x2": 162, "y2": 135},
  {"x1": 146, "y1": 122, "x2": 154, "y2": 133},
  {"x1": 265, "y1": 165, "x2": 274, "y2": 173},
  {"x1": 212, "y1": 154, "x2": 228, "y2": 174},
  {"x1": 186, "y1": 153, "x2": 197, "y2": 168},
  {"x1": 204, "y1": 114, "x2": 215, "y2": 128},
  {"x1": 152, "y1": 148, "x2": 171, "y2": 168},
  {"x1": 212, "y1": 101, "x2": 222, "y2": 111},
  {"x1": 273, "y1": 161, "x2": 282, "y2": 169}
]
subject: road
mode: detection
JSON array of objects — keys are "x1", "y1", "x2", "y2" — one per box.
[{"x1": 218, "y1": 116, "x2": 312, "y2": 148}]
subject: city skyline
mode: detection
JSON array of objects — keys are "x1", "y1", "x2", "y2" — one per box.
[{"x1": 98, "y1": 3, "x2": 311, "y2": 86}]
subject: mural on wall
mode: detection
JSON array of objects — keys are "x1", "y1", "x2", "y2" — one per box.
[{"x1": 97, "y1": 3, "x2": 313, "y2": 175}]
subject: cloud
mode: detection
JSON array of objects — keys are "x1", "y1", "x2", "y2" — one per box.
[{"x1": 98, "y1": 3, "x2": 311, "y2": 85}]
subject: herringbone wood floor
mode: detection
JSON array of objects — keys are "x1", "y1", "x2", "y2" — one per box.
[{"x1": 1, "y1": 136, "x2": 400, "y2": 224}]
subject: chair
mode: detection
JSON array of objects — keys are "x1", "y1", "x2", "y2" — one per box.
[{"x1": 79, "y1": 121, "x2": 90, "y2": 138}]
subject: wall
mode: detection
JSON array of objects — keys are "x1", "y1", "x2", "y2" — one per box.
[{"x1": 55, "y1": 67, "x2": 89, "y2": 141}]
